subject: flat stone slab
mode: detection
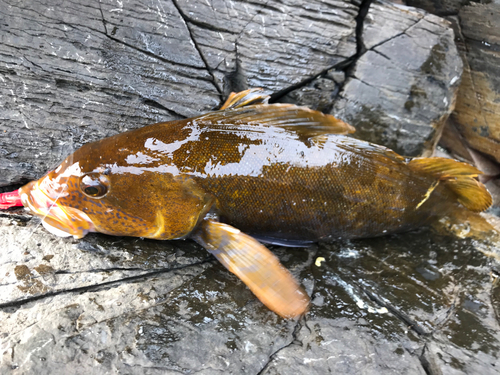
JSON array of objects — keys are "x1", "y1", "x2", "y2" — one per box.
[
  {"x1": 1, "y1": 0, "x2": 499, "y2": 374},
  {"x1": 332, "y1": 2, "x2": 463, "y2": 157},
  {"x1": 1, "y1": 211, "x2": 499, "y2": 373}
]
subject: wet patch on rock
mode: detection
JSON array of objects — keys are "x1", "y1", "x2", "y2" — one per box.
[{"x1": 2, "y1": 221, "x2": 499, "y2": 373}]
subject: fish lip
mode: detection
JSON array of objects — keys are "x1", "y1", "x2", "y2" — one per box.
[{"x1": 20, "y1": 178, "x2": 95, "y2": 239}]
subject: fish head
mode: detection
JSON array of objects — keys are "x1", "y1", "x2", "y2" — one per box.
[
  {"x1": 19, "y1": 156, "x2": 98, "y2": 239},
  {"x1": 20, "y1": 135, "x2": 212, "y2": 240}
]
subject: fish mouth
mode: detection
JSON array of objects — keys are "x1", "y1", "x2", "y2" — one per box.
[{"x1": 20, "y1": 179, "x2": 95, "y2": 239}]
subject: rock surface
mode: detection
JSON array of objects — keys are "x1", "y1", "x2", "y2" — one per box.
[
  {"x1": 448, "y1": 4, "x2": 500, "y2": 164},
  {"x1": 1, "y1": 212, "x2": 499, "y2": 374},
  {"x1": 1, "y1": 0, "x2": 499, "y2": 374},
  {"x1": 0, "y1": 0, "x2": 220, "y2": 186},
  {"x1": 175, "y1": 0, "x2": 358, "y2": 96},
  {"x1": 406, "y1": 0, "x2": 469, "y2": 16},
  {"x1": 434, "y1": 4, "x2": 500, "y2": 207},
  {"x1": 331, "y1": 2, "x2": 463, "y2": 157}
]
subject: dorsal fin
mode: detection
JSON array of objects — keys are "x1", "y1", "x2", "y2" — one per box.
[
  {"x1": 409, "y1": 157, "x2": 492, "y2": 212},
  {"x1": 197, "y1": 103, "x2": 356, "y2": 137},
  {"x1": 219, "y1": 88, "x2": 271, "y2": 110}
]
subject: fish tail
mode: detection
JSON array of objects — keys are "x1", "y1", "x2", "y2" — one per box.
[{"x1": 409, "y1": 157, "x2": 492, "y2": 212}]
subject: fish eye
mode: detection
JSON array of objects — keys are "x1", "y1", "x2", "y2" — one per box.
[{"x1": 80, "y1": 173, "x2": 109, "y2": 198}]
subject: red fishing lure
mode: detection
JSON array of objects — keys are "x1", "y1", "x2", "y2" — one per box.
[{"x1": 0, "y1": 190, "x2": 23, "y2": 209}]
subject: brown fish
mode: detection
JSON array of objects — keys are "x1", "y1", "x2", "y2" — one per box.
[{"x1": 16, "y1": 89, "x2": 493, "y2": 318}]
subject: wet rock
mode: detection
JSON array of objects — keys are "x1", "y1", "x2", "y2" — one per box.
[
  {"x1": 2, "y1": 213, "x2": 499, "y2": 374},
  {"x1": 0, "y1": 0, "x2": 220, "y2": 186},
  {"x1": 447, "y1": 4, "x2": 500, "y2": 165},
  {"x1": 0, "y1": 0, "x2": 465, "y2": 185},
  {"x1": 1, "y1": 0, "x2": 499, "y2": 374},
  {"x1": 332, "y1": 2, "x2": 463, "y2": 156},
  {"x1": 174, "y1": 0, "x2": 358, "y2": 96},
  {"x1": 279, "y1": 70, "x2": 345, "y2": 113},
  {"x1": 405, "y1": 0, "x2": 470, "y2": 16},
  {"x1": 0, "y1": 216, "x2": 211, "y2": 305}
]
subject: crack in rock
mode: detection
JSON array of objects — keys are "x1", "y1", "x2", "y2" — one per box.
[
  {"x1": 361, "y1": 286, "x2": 430, "y2": 336},
  {"x1": 257, "y1": 318, "x2": 303, "y2": 375},
  {"x1": 0, "y1": 259, "x2": 212, "y2": 310},
  {"x1": 418, "y1": 343, "x2": 443, "y2": 375},
  {"x1": 171, "y1": 0, "x2": 223, "y2": 98}
]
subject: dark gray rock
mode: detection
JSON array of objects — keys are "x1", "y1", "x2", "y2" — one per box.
[
  {"x1": 0, "y1": 0, "x2": 464, "y2": 185},
  {"x1": 332, "y1": 1, "x2": 463, "y2": 157},
  {"x1": 405, "y1": 0, "x2": 471, "y2": 16},
  {"x1": 279, "y1": 70, "x2": 345, "y2": 113},
  {"x1": 174, "y1": 0, "x2": 358, "y2": 96},
  {"x1": 1, "y1": 0, "x2": 499, "y2": 374},
  {"x1": 0, "y1": 0, "x2": 220, "y2": 186}
]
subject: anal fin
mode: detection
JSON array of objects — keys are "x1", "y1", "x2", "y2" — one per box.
[{"x1": 192, "y1": 219, "x2": 309, "y2": 318}]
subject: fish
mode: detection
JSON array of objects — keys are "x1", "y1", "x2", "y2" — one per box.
[{"x1": 13, "y1": 88, "x2": 494, "y2": 318}]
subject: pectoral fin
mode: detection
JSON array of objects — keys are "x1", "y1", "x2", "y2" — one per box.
[{"x1": 192, "y1": 219, "x2": 309, "y2": 318}]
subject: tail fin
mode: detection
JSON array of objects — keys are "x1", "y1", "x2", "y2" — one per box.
[{"x1": 409, "y1": 157, "x2": 492, "y2": 212}]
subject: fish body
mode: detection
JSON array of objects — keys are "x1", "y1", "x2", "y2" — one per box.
[{"x1": 18, "y1": 89, "x2": 492, "y2": 317}]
